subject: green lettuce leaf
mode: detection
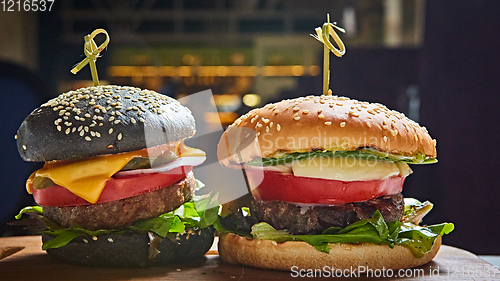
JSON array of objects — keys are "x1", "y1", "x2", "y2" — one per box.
[
  {"x1": 41, "y1": 228, "x2": 111, "y2": 250},
  {"x1": 14, "y1": 206, "x2": 43, "y2": 219},
  {"x1": 246, "y1": 149, "x2": 437, "y2": 167},
  {"x1": 251, "y1": 210, "x2": 399, "y2": 253},
  {"x1": 397, "y1": 222, "x2": 454, "y2": 257}
]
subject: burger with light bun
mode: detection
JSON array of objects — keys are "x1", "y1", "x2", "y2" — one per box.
[
  {"x1": 216, "y1": 94, "x2": 453, "y2": 271},
  {"x1": 14, "y1": 85, "x2": 219, "y2": 267}
]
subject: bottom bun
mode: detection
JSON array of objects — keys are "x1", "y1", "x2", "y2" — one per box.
[
  {"x1": 43, "y1": 227, "x2": 215, "y2": 267},
  {"x1": 218, "y1": 232, "x2": 441, "y2": 271}
]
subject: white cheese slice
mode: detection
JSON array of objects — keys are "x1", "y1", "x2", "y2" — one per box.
[{"x1": 291, "y1": 157, "x2": 412, "y2": 181}]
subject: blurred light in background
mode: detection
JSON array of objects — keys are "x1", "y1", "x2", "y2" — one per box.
[{"x1": 242, "y1": 94, "x2": 261, "y2": 107}]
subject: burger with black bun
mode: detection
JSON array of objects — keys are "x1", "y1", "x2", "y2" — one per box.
[
  {"x1": 216, "y1": 94, "x2": 453, "y2": 271},
  {"x1": 14, "y1": 85, "x2": 219, "y2": 267}
]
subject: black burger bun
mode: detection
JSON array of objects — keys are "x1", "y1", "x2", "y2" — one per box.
[
  {"x1": 17, "y1": 85, "x2": 195, "y2": 162},
  {"x1": 42, "y1": 227, "x2": 215, "y2": 267}
]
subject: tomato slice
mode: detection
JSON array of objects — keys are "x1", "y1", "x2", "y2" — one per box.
[
  {"x1": 33, "y1": 166, "x2": 192, "y2": 207},
  {"x1": 245, "y1": 168, "x2": 404, "y2": 205}
]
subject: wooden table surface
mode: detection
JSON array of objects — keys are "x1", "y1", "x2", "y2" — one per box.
[{"x1": 1, "y1": 236, "x2": 499, "y2": 280}]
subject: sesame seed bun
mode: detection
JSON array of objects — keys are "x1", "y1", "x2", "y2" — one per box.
[
  {"x1": 218, "y1": 232, "x2": 442, "y2": 271},
  {"x1": 218, "y1": 95, "x2": 436, "y2": 167},
  {"x1": 16, "y1": 85, "x2": 195, "y2": 162}
]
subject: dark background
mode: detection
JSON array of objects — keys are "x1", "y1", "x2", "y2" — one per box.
[{"x1": 0, "y1": 0, "x2": 499, "y2": 255}]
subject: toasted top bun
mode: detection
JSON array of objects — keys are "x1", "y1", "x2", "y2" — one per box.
[
  {"x1": 218, "y1": 232, "x2": 442, "y2": 271},
  {"x1": 17, "y1": 85, "x2": 195, "y2": 162},
  {"x1": 218, "y1": 95, "x2": 436, "y2": 167}
]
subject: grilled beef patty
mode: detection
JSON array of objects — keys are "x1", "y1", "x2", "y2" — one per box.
[
  {"x1": 43, "y1": 172, "x2": 196, "y2": 230},
  {"x1": 253, "y1": 193, "x2": 404, "y2": 235}
]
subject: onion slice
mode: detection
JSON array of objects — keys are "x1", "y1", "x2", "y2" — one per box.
[{"x1": 114, "y1": 156, "x2": 206, "y2": 177}]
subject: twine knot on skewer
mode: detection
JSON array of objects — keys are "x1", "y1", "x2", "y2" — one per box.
[
  {"x1": 70, "y1": 28, "x2": 110, "y2": 86},
  {"x1": 311, "y1": 14, "x2": 346, "y2": 95}
]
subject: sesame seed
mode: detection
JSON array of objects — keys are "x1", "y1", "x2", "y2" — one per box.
[
  {"x1": 65, "y1": 128, "x2": 70, "y2": 134},
  {"x1": 417, "y1": 133, "x2": 423, "y2": 140},
  {"x1": 383, "y1": 136, "x2": 388, "y2": 142},
  {"x1": 293, "y1": 116, "x2": 300, "y2": 121},
  {"x1": 14, "y1": 135, "x2": 17, "y2": 140},
  {"x1": 271, "y1": 241, "x2": 278, "y2": 246},
  {"x1": 107, "y1": 145, "x2": 113, "y2": 149},
  {"x1": 85, "y1": 113, "x2": 91, "y2": 118},
  {"x1": 293, "y1": 107, "x2": 300, "y2": 111},
  {"x1": 131, "y1": 118, "x2": 136, "y2": 124},
  {"x1": 114, "y1": 120, "x2": 121, "y2": 124},
  {"x1": 325, "y1": 121, "x2": 332, "y2": 125},
  {"x1": 109, "y1": 128, "x2": 113, "y2": 134},
  {"x1": 139, "y1": 117, "x2": 145, "y2": 123},
  {"x1": 391, "y1": 130, "x2": 398, "y2": 136},
  {"x1": 90, "y1": 131, "x2": 96, "y2": 137},
  {"x1": 72, "y1": 127, "x2": 76, "y2": 133},
  {"x1": 276, "y1": 124, "x2": 281, "y2": 131},
  {"x1": 22, "y1": 145, "x2": 27, "y2": 150},
  {"x1": 84, "y1": 126, "x2": 89, "y2": 132},
  {"x1": 318, "y1": 114, "x2": 325, "y2": 119},
  {"x1": 340, "y1": 122, "x2": 346, "y2": 127},
  {"x1": 85, "y1": 136, "x2": 91, "y2": 141},
  {"x1": 107, "y1": 238, "x2": 114, "y2": 243},
  {"x1": 302, "y1": 110, "x2": 309, "y2": 114},
  {"x1": 57, "y1": 125, "x2": 62, "y2": 131},
  {"x1": 318, "y1": 109, "x2": 323, "y2": 113},
  {"x1": 414, "y1": 135, "x2": 418, "y2": 141},
  {"x1": 366, "y1": 122, "x2": 371, "y2": 128},
  {"x1": 92, "y1": 236, "x2": 98, "y2": 241},
  {"x1": 266, "y1": 126, "x2": 269, "y2": 132},
  {"x1": 117, "y1": 133, "x2": 122, "y2": 140},
  {"x1": 80, "y1": 130, "x2": 85, "y2": 137}
]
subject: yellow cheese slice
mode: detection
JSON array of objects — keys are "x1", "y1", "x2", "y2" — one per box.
[
  {"x1": 27, "y1": 141, "x2": 205, "y2": 204},
  {"x1": 30, "y1": 150, "x2": 147, "y2": 203}
]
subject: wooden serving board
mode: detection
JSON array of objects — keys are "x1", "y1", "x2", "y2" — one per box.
[{"x1": 0, "y1": 236, "x2": 499, "y2": 280}]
